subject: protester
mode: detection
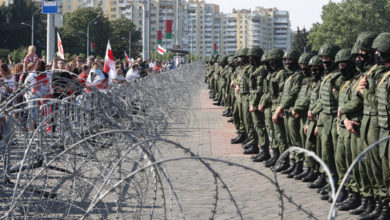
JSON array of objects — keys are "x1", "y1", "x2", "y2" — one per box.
[
  {"x1": 126, "y1": 62, "x2": 140, "y2": 82},
  {"x1": 23, "y1": 45, "x2": 39, "y2": 72}
]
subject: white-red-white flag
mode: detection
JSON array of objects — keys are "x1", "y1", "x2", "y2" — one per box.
[
  {"x1": 124, "y1": 51, "x2": 131, "y2": 63},
  {"x1": 158, "y1": 45, "x2": 167, "y2": 55},
  {"x1": 56, "y1": 32, "x2": 65, "y2": 59},
  {"x1": 103, "y1": 41, "x2": 117, "y2": 84}
]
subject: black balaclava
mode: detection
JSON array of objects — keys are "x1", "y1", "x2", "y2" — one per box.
[
  {"x1": 311, "y1": 66, "x2": 323, "y2": 82},
  {"x1": 375, "y1": 51, "x2": 390, "y2": 65},
  {"x1": 269, "y1": 59, "x2": 283, "y2": 71},
  {"x1": 285, "y1": 60, "x2": 299, "y2": 72},
  {"x1": 339, "y1": 61, "x2": 356, "y2": 80}
]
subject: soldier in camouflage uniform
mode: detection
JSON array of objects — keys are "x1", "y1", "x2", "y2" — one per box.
[
  {"x1": 215, "y1": 55, "x2": 229, "y2": 106},
  {"x1": 272, "y1": 49, "x2": 304, "y2": 174},
  {"x1": 222, "y1": 56, "x2": 236, "y2": 117},
  {"x1": 355, "y1": 33, "x2": 390, "y2": 220},
  {"x1": 258, "y1": 48, "x2": 289, "y2": 169},
  {"x1": 309, "y1": 43, "x2": 341, "y2": 199},
  {"x1": 336, "y1": 32, "x2": 378, "y2": 215},
  {"x1": 283, "y1": 52, "x2": 315, "y2": 178},
  {"x1": 231, "y1": 48, "x2": 250, "y2": 144},
  {"x1": 295, "y1": 55, "x2": 324, "y2": 183},
  {"x1": 239, "y1": 47, "x2": 265, "y2": 154}
]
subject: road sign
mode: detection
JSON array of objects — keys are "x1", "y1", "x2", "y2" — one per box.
[{"x1": 42, "y1": 0, "x2": 58, "y2": 14}]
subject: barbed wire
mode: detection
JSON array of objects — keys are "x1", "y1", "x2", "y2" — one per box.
[{"x1": 0, "y1": 62, "x2": 375, "y2": 219}]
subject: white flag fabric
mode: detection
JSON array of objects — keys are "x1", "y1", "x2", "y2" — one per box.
[
  {"x1": 56, "y1": 32, "x2": 65, "y2": 59},
  {"x1": 158, "y1": 45, "x2": 167, "y2": 55},
  {"x1": 103, "y1": 41, "x2": 117, "y2": 85}
]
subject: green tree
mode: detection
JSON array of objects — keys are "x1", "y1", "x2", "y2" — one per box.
[
  {"x1": 292, "y1": 27, "x2": 310, "y2": 53},
  {"x1": 0, "y1": 0, "x2": 46, "y2": 53},
  {"x1": 109, "y1": 16, "x2": 141, "y2": 59},
  {"x1": 59, "y1": 8, "x2": 111, "y2": 57},
  {"x1": 308, "y1": 0, "x2": 390, "y2": 50}
]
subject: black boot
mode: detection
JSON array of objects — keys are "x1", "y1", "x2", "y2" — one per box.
[
  {"x1": 231, "y1": 134, "x2": 246, "y2": 144},
  {"x1": 338, "y1": 192, "x2": 360, "y2": 211},
  {"x1": 227, "y1": 118, "x2": 233, "y2": 123},
  {"x1": 350, "y1": 197, "x2": 371, "y2": 215},
  {"x1": 377, "y1": 204, "x2": 390, "y2": 220},
  {"x1": 294, "y1": 167, "x2": 311, "y2": 180},
  {"x1": 302, "y1": 170, "x2": 318, "y2": 182},
  {"x1": 225, "y1": 112, "x2": 233, "y2": 117},
  {"x1": 317, "y1": 184, "x2": 329, "y2": 195},
  {"x1": 288, "y1": 161, "x2": 303, "y2": 178},
  {"x1": 359, "y1": 200, "x2": 382, "y2": 220},
  {"x1": 308, "y1": 173, "x2": 326, "y2": 189},
  {"x1": 334, "y1": 187, "x2": 348, "y2": 205},
  {"x1": 265, "y1": 148, "x2": 280, "y2": 168},
  {"x1": 252, "y1": 146, "x2": 270, "y2": 162},
  {"x1": 275, "y1": 157, "x2": 290, "y2": 172},
  {"x1": 222, "y1": 110, "x2": 228, "y2": 116},
  {"x1": 243, "y1": 144, "x2": 259, "y2": 154},
  {"x1": 242, "y1": 137, "x2": 250, "y2": 146},
  {"x1": 281, "y1": 159, "x2": 296, "y2": 175}
]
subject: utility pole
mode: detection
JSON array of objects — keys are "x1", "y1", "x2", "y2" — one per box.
[
  {"x1": 129, "y1": 30, "x2": 132, "y2": 59},
  {"x1": 175, "y1": 0, "x2": 180, "y2": 48},
  {"x1": 142, "y1": 0, "x2": 147, "y2": 60},
  {"x1": 46, "y1": 14, "x2": 55, "y2": 63}
]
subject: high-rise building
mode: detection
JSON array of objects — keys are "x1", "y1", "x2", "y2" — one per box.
[{"x1": 3, "y1": 0, "x2": 291, "y2": 56}]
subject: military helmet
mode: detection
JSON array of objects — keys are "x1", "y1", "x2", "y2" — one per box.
[
  {"x1": 247, "y1": 47, "x2": 264, "y2": 57},
  {"x1": 268, "y1": 48, "x2": 284, "y2": 60},
  {"x1": 351, "y1": 44, "x2": 359, "y2": 56},
  {"x1": 220, "y1": 55, "x2": 229, "y2": 64},
  {"x1": 261, "y1": 52, "x2": 269, "y2": 62},
  {"x1": 228, "y1": 56, "x2": 234, "y2": 64},
  {"x1": 308, "y1": 55, "x2": 322, "y2": 66},
  {"x1": 318, "y1": 43, "x2": 340, "y2": 59},
  {"x1": 298, "y1": 52, "x2": 315, "y2": 64},
  {"x1": 335, "y1": 49, "x2": 353, "y2": 63},
  {"x1": 234, "y1": 50, "x2": 240, "y2": 58},
  {"x1": 283, "y1": 49, "x2": 300, "y2": 60},
  {"x1": 239, "y1": 48, "x2": 249, "y2": 57},
  {"x1": 372, "y1": 33, "x2": 390, "y2": 54},
  {"x1": 354, "y1": 32, "x2": 377, "y2": 51}
]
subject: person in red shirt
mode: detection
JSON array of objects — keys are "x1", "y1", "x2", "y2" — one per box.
[{"x1": 78, "y1": 64, "x2": 90, "y2": 86}]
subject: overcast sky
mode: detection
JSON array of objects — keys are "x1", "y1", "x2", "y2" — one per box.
[{"x1": 206, "y1": 0, "x2": 342, "y2": 30}]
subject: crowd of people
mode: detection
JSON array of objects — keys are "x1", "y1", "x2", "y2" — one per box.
[
  {"x1": 206, "y1": 32, "x2": 390, "y2": 220},
  {"x1": 0, "y1": 45, "x2": 182, "y2": 143}
]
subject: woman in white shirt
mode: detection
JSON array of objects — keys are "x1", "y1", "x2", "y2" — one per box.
[{"x1": 126, "y1": 63, "x2": 140, "y2": 82}]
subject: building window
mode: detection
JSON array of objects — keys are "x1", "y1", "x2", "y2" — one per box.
[{"x1": 111, "y1": 8, "x2": 116, "y2": 11}]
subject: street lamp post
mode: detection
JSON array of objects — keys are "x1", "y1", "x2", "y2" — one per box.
[
  {"x1": 21, "y1": 8, "x2": 41, "y2": 46},
  {"x1": 87, "y1": 15, "x2": 99, "y2": 57},
  {"x1": 128, "y1": 30, "x2": 132, "y2": 58}
]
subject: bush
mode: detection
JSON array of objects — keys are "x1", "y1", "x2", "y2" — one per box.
[{"x1": 10, "y1": 47, "x2": 28, "y2": 63}]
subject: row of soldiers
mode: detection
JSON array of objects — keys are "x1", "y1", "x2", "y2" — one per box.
[{"x1": 205, "y1": 32, "x2": 390, "y2": 220}]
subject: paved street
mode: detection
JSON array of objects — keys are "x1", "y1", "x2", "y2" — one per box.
[{"x1": 158, "y1": 83, "x2": 355, "y2": 220}]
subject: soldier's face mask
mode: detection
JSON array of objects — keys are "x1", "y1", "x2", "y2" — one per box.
[
  {"x1": 339, "y1": 62, "x2": 355, "y2": 79},
  {"x1": 269, "y1": 59, "x2": 280, "y2": 70},
  {"x1": 375, "y1": 51, "x2": 390, "y2": 65},
  {"x1": 311, "y1": 66, "x2": 322, "y2": 81},
  {"x1": 300, "y1": 64, "x2": 309, "y2": 76},
  {"x1": 321, "y1": 56, "x2": 333, "y2": 70}
]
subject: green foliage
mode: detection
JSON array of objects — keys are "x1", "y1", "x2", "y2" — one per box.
[
  {"x1": 150, "y1": 51, "x2": 175, "y2": 61},
  {"x1": 308, "y1": 0, "x2": 390, "y2": 51},
  {"x1": 292, "y1": 27, "x2": 310, "y2": 53},
  {"x1": 109, "y1": 16, "x2": 141, "y2": 59},
  {"x1": 10, "y1": 46, "x2": 27, "y2": 63},
  {"x1": 0, "y1": 48, "x2": 10, "y2": 60},
  {"x1": 0, "y1": 0, "x2": 46, "y2": 52},
  {"x1": 59, "y1": 8, "x2": 110, "y2": 57}
]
